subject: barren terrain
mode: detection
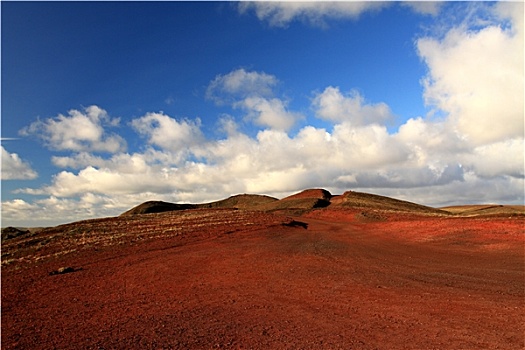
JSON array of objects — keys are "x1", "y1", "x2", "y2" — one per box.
[{"x1": 2, "y1": 190, "x2": 524, "y2": 349}]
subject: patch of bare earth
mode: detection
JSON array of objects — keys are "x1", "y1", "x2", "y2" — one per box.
[{"x1": 2, "y1": 206, "x2": 524, "y2": 349}]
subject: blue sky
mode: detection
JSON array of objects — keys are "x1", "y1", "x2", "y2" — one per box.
[{"x1": 1, "y1": 1, "x2": 523, "y2": 227}]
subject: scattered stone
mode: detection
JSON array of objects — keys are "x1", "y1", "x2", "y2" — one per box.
[
  {"x1": 283, "y1": 220, "x2": 308, "y2": 229},
  {"x1": 49, "y1": 266, "x2": 78, "y2": 276}
]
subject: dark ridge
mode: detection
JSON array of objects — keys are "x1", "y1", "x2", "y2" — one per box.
[
  {"x1": 120, "y1": 201, "x2": 196, "y2": 216},
  {"x1": 121, "y1": 194, "x2": 278, "y2": 216},
  {"x1": 1, "y1": 227, "x2": 31, "y2": 241}
]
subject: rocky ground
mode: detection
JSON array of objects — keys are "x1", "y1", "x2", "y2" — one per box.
[{"x1": 2, "y1": 191, "x2": 524, "y2": 349}]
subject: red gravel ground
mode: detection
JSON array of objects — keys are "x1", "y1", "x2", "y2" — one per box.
[{"x1": 2, "y1": 208, "x2": 524, "y2": 349}]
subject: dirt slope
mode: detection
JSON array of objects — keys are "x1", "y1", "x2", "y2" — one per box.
[{"x1": 2, "y1": 204, "x2": 524, "y2": 349}]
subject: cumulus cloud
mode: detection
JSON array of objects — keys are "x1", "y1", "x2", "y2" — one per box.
[
  {"x1": 22, "y1": 122, "x2": 410, "y2": 200},
  {"x1": 19, "y1": 105, "x2": 126, "y2": 153},
  {"x1": 312, "y1": 86, "x2": 395, "y2": 126},
  {"x1": 208, "y1": 68, "x2": 302, "y2": 131},
  {"x1": 35, "y1": 167, "x2": 175, "y2": 197},
  {"x1": 131, "y1": 112, "x2": 204, "y2": 154},
  {"x1": 368, "y1": 173, "x2": 524, "y2": 208},
  {"x1": 238, "y1": 1, "x2": 388, "y2": 27},
  {"x1": 461, "y1": 139, "x2": 525, "y2": 179},
  {"x1": 51, "y1": 151, "x2": 160, "y2": 174},
  {"x1": 402, "y1": 2, "x2": 442, "y2": 16},
  {"x1": 395, "y1": 117, "x2": 468, "y2": 171},
  {"x1": 335, "y1": 164, "x2": 464, "y2": 189},
  {"x1": 1, "y1": 199, "x2": 39, "y2": 222},
  {"x1": 236, "y1": 97, "x2": 302, "y2": 131},
  {"x1": 1, "y1": 146, "x2": 38, "y2": 180},
  {"x1": 1, "y1": 195, "x2": 128, "y2": 227},
  {"x1": 52, "y1": 152, "x2": 107, "y2": 169},
  {"x1": 206, "y1": 68, "x2": 278, "y2": 105},
  {"x1": 417, "y1": 1, "x2": 524, "y2": 146}
]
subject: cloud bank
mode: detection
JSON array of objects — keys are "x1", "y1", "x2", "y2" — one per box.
[{"x1": 3, "y1": 2, "x2": 523, "y2": 227}]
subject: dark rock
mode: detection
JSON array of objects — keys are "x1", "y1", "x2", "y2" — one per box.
[
  {"x1": 283, "y1": 220, "x2": 308, "y2": 229},
  {"x1": 1, "y1": 227, "x2": 30, "y2": 241},
  {"x1": 49, "y1": 266, "x2": 79, "y2": 276}
]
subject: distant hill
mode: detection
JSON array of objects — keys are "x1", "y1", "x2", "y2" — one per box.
[
  {"x1": 256, "y1": 189, "x2": 332, "y2": 214},
  {"x1": 440, "y1": 204, "x2": 525, "y2": 216},
  {"x1": 196, "y1": 194, "x2": 278, "y2": 210},
  {"x1": 121, "y1": 188, "x2": 525, "y2": 218},
  {"x1": 1, "y1": 227, "x2": 31, "y2": 241},
  {"x1": 120, "y1": 201, "x2": 196, "y2": 216},
  {"x1": 281, "y1": 188, "x2": 332, "y2": 201},
  {"x1": 329, "y1": 191, "x2": 448, "y2": 215},
  {"x1": 121, "y1": 194, "x2": 278, "y2": 216},
  {"x1": 121, "y1": 188, "x2": 449, "y2": 217}
]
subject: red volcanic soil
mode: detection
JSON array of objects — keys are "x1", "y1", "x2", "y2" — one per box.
[{"x1": 2, "y1": 202, "x2": 525, "y2": 349}]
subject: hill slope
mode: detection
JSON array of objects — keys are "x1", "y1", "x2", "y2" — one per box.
[
  {"x1": 121, "y1": 194, "x2": 278, "y2": 216},
  {"x1": 330, "y1": 190, "x2": 448, "y2": 215},
  {"x1": 120, "y1": 201, "x2": 196, "y2": 216}
]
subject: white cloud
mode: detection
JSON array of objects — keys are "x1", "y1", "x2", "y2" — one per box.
[
  {"x1": 1, "y1": 146, "x2": 38, "y2": 180},
  {"x1": 332, "y1": 123, "x2": 408, "y2": 167},
  {"x1": 131, "y1": 112, "x2": 204, "y2": 154},
  {"x1": 417, "y1": 2, "x2": 524, "y2": 146},
  {"x1": 461, "y1": 138, "x2": 525, "y2": 179},
  {"x1": 402, "y1": 2, "x2": 442, "y2": 16},
  {"x1": 395, "y1": 117, "x2": 468, "y2": 169},
  {"x1": 20, "y1": 166, "x2": 170, "y2": 198},
  {"x1": 238, "y1": 1, "x2": 388, "y2": 27},
  {"x1": 236, "y1": 96, "x2": 302, "y2": 131},
  {"x1": 51, "y1": 151, "x2": 155, "y2": 174},
  {"x1": 1, "y1": 199, "x2": 39, "y2": 223},
  {"x1": 368, "y1": 173, "x2": 524, "y2": 208},
  {"x1": 217, "y1": 114, "x2": 240, "y2": 137},
  {"x1": 206, "y1": 68, "x2": 279, "y2": 104},
  {"x1": 495, "y1": 2, "x2": 524, "y2": 38},
  {"x1": 207, "y1": 68, "x2": 302, "y2": 131},
  {"x1": 335, "y1": 164, "x2": 464, "y2": 189},
  {"x1": 1, "y1": 195, "x2": 127, "y2": 227},
  {"x1": 52, "y1": 152, "x2": 106, "y2": 169},
  {"x1": 19, "y1": 105, "x2": 126, "y2": 153},
  {"x1": 312, "y1": 86, "x2": 395, "y2": 126}
]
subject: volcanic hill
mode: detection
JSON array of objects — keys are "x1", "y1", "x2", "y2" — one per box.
[{"x1": 120, "y1": 188, "x2": 448, "y2": 217}]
